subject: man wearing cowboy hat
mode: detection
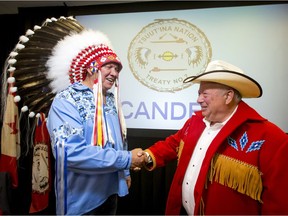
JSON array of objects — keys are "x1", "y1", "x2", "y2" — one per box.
[{"x1": 142, "y1": 60, "x2": 288, "y2": 215}]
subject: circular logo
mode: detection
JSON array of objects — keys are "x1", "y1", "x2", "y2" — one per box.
[{"x1": 128, "y1": 18, "x2": 212, "y2": 92}]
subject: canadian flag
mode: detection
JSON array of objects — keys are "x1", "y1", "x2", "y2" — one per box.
[
  {"x1": 29, "y1": 113, "x2": 51, "y2": 213},
  {"x1": 0, "y1": 78, "x2": 21, "y2": 188}
]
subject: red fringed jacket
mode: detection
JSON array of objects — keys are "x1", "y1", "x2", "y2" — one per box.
[{"x1": 146, "y1": 101, "x2": 288, "y2": 215}]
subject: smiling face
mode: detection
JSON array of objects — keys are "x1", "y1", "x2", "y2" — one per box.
[
  {"x1": 99, "y1": 63, "x2": 121, "y2": 93},
  {"x1": 197, "y1": 81, "x2": 237, "y2": 124}
]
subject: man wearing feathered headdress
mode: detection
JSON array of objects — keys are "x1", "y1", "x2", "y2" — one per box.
[
  {"x1": 1, "y1": 17, "x2": 146, "y2": 215},
  {"x1": 46, "y1": 24, "x2": 146, "y2": 215}
]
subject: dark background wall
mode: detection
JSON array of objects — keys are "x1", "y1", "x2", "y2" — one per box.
[{"x1": 0, "y1": 1, "x2": 285, "y2": 215}]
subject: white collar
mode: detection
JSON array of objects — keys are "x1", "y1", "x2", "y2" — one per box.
[{"x1": 203, "y1": 105, "x2": 238, "y2": 128}]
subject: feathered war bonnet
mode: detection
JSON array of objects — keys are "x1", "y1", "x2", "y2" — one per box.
[
  {"x1": 1, "y1": 16, "x2": 126, "y2": 151},
  {"x1": 46, "y1": 25, "x2": 125, "y2": 147}
]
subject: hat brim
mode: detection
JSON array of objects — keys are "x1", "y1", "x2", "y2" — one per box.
[{"x1": 183, "y1": 70, "x2": 262, "y2": 98}]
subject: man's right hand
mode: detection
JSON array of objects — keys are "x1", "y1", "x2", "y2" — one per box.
[{"x1": 130, "y1": 148, "x2": 147, "y2": 170}]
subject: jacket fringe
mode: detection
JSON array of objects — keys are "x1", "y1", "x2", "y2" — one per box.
[
  {"x1": 208, "y1": 153, "x2": 263, "y2": 202},
  {"x1": 177, "y1": 140, "x2": 184, "y2": 165}
]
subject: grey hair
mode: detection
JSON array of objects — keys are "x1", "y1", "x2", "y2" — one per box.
[{"x1": 232, "y1": 88, "x2": 242, "y2": 103}]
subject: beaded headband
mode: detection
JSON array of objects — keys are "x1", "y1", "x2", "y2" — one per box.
[{"x1": 69, "y1": 44, "x2": 122, "y2": 84}]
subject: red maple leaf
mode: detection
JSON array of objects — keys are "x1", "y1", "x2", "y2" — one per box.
[{"x1": 6, "y1": 115, "x2": 18, "y2": 134}]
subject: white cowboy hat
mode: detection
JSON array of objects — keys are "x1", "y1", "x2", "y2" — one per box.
[{"x1": 183, "y1": 60, "x2": 262, "y2": 98}]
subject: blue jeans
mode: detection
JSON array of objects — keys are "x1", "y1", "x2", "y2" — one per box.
[{"x1": 83, "y1": 194, "x2": 118, "y2": 215}]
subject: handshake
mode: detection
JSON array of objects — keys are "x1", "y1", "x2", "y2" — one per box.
[{"x1": 130, "y1": 148, "x2": 150, "y2": 171}]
